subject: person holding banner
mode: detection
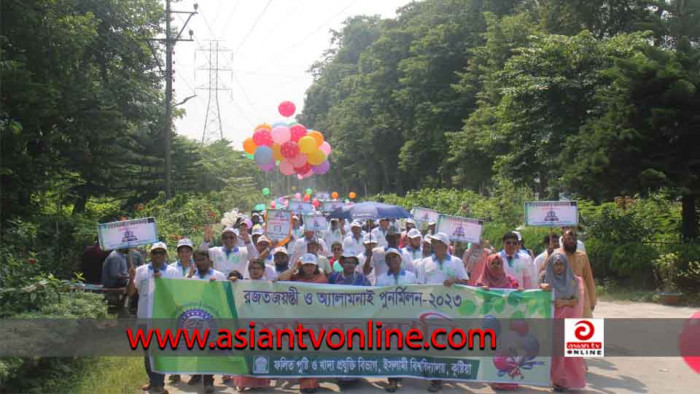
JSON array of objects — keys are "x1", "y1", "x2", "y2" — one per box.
[
  {"x1": 376, "y1": 248, "x2": 418, "y2": 286},
  {"x1": 558, "y1": 230, "x2": 596, "y2": 318},
  {"x1": 305, "y1": 238, "x2": 333, "y2": 275},
  {"x1": 271, "y1": 247, "x2": 291, "y2": 278},
  {"x1": 543, "y1": 252, "x2": 586, "y2": 391},
  {"x1": 200, "y1": 226, "x2": 249, "y2": 279},
  {"x1": 276, "y1": 253, "x2": 327, "y2": 394},
  {"x1": 246, "y1": 235, "x2": 279, "y2": 280},
  {"x1": 499, "y1": 232, "x2": 537, "y2": 289},
  {"x1": 363, "y1": 225, "x2": 413, "y2": 285},
  {"x1": 169, "y1": 238, "x2": 194, "y2": 278},
  {"x1": 328, "y1": 241, "x2": 344, "y2": 272},
  {"x1": 328, "y1": 252, "x2": 370, "y2": 285},
  {"x1": 127, "y1": 242, "x2": 180, "y2": 394}
]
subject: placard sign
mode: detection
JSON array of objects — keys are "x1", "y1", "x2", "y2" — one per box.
[
  {"x1": 264, "y1": 209, "x2": 293, "y2": 243},
  {"x1": 525, "y1": 201, "x2": 578, "y2": 227},
  {"x1": 321, "y1": 200, "x2": 344, "y2": 213},
  {"x1": 303, "y1": 214, "x2": 328, "y2": 232},
  {"x1": 315, "y1": 192, "x2": 330, "y2": 200},
  {"x1": 412, "y1": 207, "x2": 440, "y2": 226},
  {"x1": 289, "y1": 200, "x2": 314, "y2": 214},
  {"x1": 97, "y1": 217, "x2": 158, "y2": 251},
  {"x1": 436, "y1": 214, "x2": 483, "y2": 244}
]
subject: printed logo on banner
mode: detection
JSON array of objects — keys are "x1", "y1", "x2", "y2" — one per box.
[
  {"x1": 565, "y1": 319, "x2": 604, "y2": 357},
  {"x1": 253, "y1": 356, "x2": 270, "y2": 374}
]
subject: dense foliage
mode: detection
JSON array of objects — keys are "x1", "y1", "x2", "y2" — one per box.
[{"x1": 300, "y1": 0, "x2": 700, "y2": 238}]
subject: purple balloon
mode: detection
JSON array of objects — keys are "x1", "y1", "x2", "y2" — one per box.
[
  {"x1": 312, "y1": 160, "x2": 330, "y2": 175},
  {"x1": 260, "y1": 162, "x2": 275, "y2": 172}
]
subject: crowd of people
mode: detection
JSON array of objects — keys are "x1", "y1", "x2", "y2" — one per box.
[{"x1": 96, "y1": 211, "x2": 597, "y2": 394}]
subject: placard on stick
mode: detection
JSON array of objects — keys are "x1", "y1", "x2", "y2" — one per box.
[
  {"x1": 289, "y1": 200, "x2": 314, "y2": 214},
  {"x1": 436, "y1": 214, "x2": 483, "y2": 244},
  {"x1": 303, "y1": 214, "x2": 328, "y2": 233},
  {"x1": 97, "y1": 217, "x2": 158, "y2": 251},
  {"x1": 321, "y1": 200, "x2": 343, "y2": 213},
  {"x1": 265, "y1": 209, "x2": 293, "y2": 244},
  {"x1": 525, "y1": 201, "x2": 578, "y2": 227}
]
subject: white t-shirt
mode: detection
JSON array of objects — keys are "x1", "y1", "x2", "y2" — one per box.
[
  {"x1": 342, "y1": 234, "x2": 365, "y2": 256},
  {"x1": 499, "y1": 250, "x2": 537, "y2": 289},
  {"x1": 368, "y1": 247, "x2": 414, "y2": 285},
  {"x1": 416, "y1": 254, "x2": 468, "y2": 284},
  {"x1": 201, "y1": 243, "x2": 249, "y2": 277},
  {"x1": 290, "y1": 237, "x2": 329, "y2": 266},
  {"x1": 534, "y1": 251, "x2": 550, "y2": 273},
  {"x1": 188, "y1": 268, "x2": 227, "y2": 281},
  {"x1": 401, "y1": 246, "x2": 423, "y2": 267},
  {"x1": 133, "y1": 263, "x2": 180, "y2": 319},
  {"x1": 169, "y1": 260, "x2": 193, "y2": 278},
  {"x1": 376, "y1": 269, "x2": 419, "y2": 286},
  {"x1": 370, "y1": 228, "x2": 389, "y2": 248}
]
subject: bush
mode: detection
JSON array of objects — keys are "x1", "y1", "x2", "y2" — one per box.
[
  {"x1": 585, "y1": 238, "x2": 615, "y2": 278},
  {"x1": 609, "y1": 243, "x2": 657, "y2": 288}
]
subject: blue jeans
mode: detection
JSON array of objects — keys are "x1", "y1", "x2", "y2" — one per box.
[{"x1": 144, "y1": 354, "x2": 165, "y2": 387}]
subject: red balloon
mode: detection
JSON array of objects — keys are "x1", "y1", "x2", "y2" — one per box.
[
  {"x1": 253, "y1": 129, "x2": 273, "y2": 146},
  {"x1": 294, "y1": 163, "x2": 312, "y2": 175},
  {"x1": 312, "y1": 199, "x2": 321, "y2": 208},
  {"x1": 290, "y1": 124, "x2": 307, "y2": 142},
  {"x1": 302, "y1": 194, "x2": 311, "y2": 202},
  {"x1": 278, "y1": 101, "x2": 296, "y2": 117},
  {"x1": 280, "y1": 141, "x2": 300, "y2": 159},
  {"x1": 680, "y1": 311, "x2": 700, "y2": 373}
]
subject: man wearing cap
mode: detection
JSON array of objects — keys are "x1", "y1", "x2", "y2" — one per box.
[
  {"x1": 304, "y1": 237, "x2": 333, "y2": 275},
  {"x1": 200, "y1": 226, "x2": 248, "y2": 278},
  {"x1": 499, "y1": 231, "x2": 537, "y2": 289},
  {"x1": 357, "y1": 234, "x2": 378, "y2": 282},
  {"x1": 422, "y1": 235, "x2": 433, "y2": 258},
  {"x1": 324, "y1": 218, "x2": 346, "y2": 247},
  {"x1": 363, "y1": 225, "x2": 413, "y2": 285},
  {"x1": 169, "y1": 238, "x2": 195, "y2": 278},
  {"x1": 328, "y1": 251, "x2": 370, "y2": 286},
  {"x1": 376, "y1": 248, "x2": 418, "y2": 286},
  {"x1": 127, "y1": 242, "x2": 180, "y2": 394},
  {"x1": 401, "y1": 228, "x2": 424, "y2": 267},
  {"x1": 398, "y1": 218, "x2": 416, "y2": 248},
  {"x1": 427, "y1": 221, "x2": 437, "y2": 236},
  {"x1": 245, "y1": 226, "x2": 266, "y2": 260},
  {"x1": 290, "y1": 215, "x2": 304, "y2": 246},
  {"x1": 342, "y1": 221, "x2": 365, "y2": 256},
  {"x1": 290, "y1": 228, "x2": 328, "y2": 269},
  {"x1": 270, "y1": 247, "x2": 291, "y2": 279},
  {"x1": 246, "y1": 235, "x2": 279, "y2": 280},
  {"x1": 370, "y1": 218, "x2": 391, "y2": 248}
]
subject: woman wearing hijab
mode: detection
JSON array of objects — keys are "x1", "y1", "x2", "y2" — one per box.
[
  {"x1": 544, "y1": 252, "x2": 586, "y2": 392},
  {"x1": 476, "y1": 254, "x2": 523, "y2": 390},
  {"x1": 464, "y1": 240, "x2": 490, "y2": 286}
]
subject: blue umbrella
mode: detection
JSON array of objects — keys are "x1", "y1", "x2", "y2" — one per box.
[{"x1": 328, "y1": 201, "x2": 411, "y2": 220}]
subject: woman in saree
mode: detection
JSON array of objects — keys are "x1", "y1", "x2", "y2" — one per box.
[{"x1": 544, "y1": 252, "x2": 586, "y2": 391}]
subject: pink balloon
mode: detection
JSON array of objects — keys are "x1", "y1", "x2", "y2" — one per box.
[
  {"x1": 290, "y1": 153, "x2": 307, "y2": 167},
  {"x1": 280, "y1": 160, "x2": 295, "y2": 176},
  {"x1": 260, "y1": 162, "x2": 275, "y2": 172},
  {"x1": 681, "y1": 311, "x2": 700, "y2": 373},
  {"x1": 303, "y1": 170, "x2": 313, "y2": 178},
  {"x1": 294, "y1": 192, "x2": 302, "y2": 199},
  {"x1": 319, "y1": 141, "x2": 332, "y2": 156},
  {"x1": 290, "y1": 124, "x2": 307, "y2": 142},
  {"x1": 278, "y1": 101, "x2": 296, "y2": 117},
  {"x1": 271, "y1": 126, "x2": 291, "y2": 145},
  {"x1": 297, "y1": 174, "x2": 304, "y2": 180},
  {"x1": 280, "y1": 141, "x2": 299, "y2": 159}
]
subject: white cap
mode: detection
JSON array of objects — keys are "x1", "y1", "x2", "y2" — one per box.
[
  {"x1": 428, "y1": 232, "x2": 450, "y2": 245},
  {"x1": 513, "y1": 231, "x2": 523, "y2": 242},
  {"x1": 300, "y1": 253, "x2": 318, "y2": 265},
  {"x1": 272, "y1": 247, "x2": 288, "y2": 256},
  {"x1": 252, "y1": 226, "x2": 264, "y2": 236},
  {"x1": 221, "y1": 227, "x2": 238, "y2": 236},
  {"x1": 407, "y1": 228, "x2": 422, "y2": 239},
  {"x1": 256, "y1": 235, "x2": 271, "y2": 245},
  {"x1": 292, "y1": 215, "x2": 299, "y2": 220},
  {"x1": 363, "y1": 234, "x2": 378, "y2": 245},
  {"x1": 176, "y1": 238, "x2": 194, "y2": 250},
  {"x1": 150, "y1": 242, "x2": 168, "y2": 252},
  {"x1": 423, "y1": 235, "x2": 432, "y2": 244},
  {"x1": 341, "y1": 250, "x2": 359, "y2": 259},
  {"x1": 406, "y1": 218, "x2": 416, "y2": 225},
  {"x1": 350, "y1": 220, "x2": 362, "y2": 228},
  {"x1": 385, "y1": 248, "x2": 403, "y2": 260},
  {"x1": 428, "y1": 221, "x2": 437, "y2": 226}
]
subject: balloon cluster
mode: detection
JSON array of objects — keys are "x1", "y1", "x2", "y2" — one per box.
[
  {"x1": 243, "y1": 101, "x2": 332, "y2": 179},
  {"x1": 484, "y1": 316, "x2": 544, "y2": 379}
]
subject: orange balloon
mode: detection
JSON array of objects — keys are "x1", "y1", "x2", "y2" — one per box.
[
  {"x1": 272, "y1": 144, "x2": 282, "y2": 161},
  {"x1": 331, "y1": 192, "x2": 339, "y2": 199},
  {"x1": 349, "y1": 192, "x2": 357, "y2": 199},
  {"x1": 255, "y1": 123, "x2": 272, "y2": 132},
  {"x1": 308, "y1": 130, "x2": 324, "y2": 147},
  {"x1": 243, "y1": 137, "x2": 257, "y2": 154}
]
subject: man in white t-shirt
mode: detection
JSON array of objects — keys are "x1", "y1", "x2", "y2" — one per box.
[
  {"x1": 127, "y1": 242, "x2": 180, "y2": 394},
  {"x1": 342, "y1": 221, "x2": 365, "y2": 256},
  {"x1": 376, "y1": 248, "x2": 418, "y2": 286},
  {"x1": 415, "y1": 232, "x2": 469, "y2": 286},
  {"x1": 169, "y1": 238, "x2": 195, "y2": 278},
  {"x1": 370, "y1": 218, "x2": 390, "y2": 248},
  {"x1": 199, "y1": 226, "x2": 248, "y2": 278},
  {"x1": 290, "y1": 229, "x2": 328, "y2": 267},
  {"x1": 401, "y1": 229, "x2": 423, "y2": 267},
  {"x1": 534, "y1": 233, "x2": 559, "y2": 276},
  {"x1": 362, "y1": 225, "x2": 413, "y2": 285}
]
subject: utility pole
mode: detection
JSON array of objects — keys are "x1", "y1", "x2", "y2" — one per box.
[
  {"x1": 149, "y1": 1, "x2": 198, "y2": 199},
  {"x1": 196, "y1": 40, "x2": 232, "y2": 144}
]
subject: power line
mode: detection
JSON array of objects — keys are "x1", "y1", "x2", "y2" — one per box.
[{"x1": 234, "y1": 0, "x2": 274, "y2": 53}]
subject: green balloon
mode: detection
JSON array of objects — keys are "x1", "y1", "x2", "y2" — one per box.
[
  {"x1": 245, "y1": 153, "x2": 254, "y2": 159},
  {"x1": 305, "y1": 188, "x2": 313, "y2": 195},
  {"x1": 262, "y1": 188, "x2": 270, "y2": 196}
]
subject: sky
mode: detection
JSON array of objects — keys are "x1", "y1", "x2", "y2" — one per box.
[{"x1": 171, "y1": 0, "x2": 413, "y2": 149}]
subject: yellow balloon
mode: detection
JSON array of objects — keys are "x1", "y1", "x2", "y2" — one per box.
[
  {"x1": 272, "y1": 144, "x2": 282, "y2": 161},
  {"x1": 255, "y1": 123, "x2": 272, "y2": 132},
  {"x1": 299, "y1": 136, "x2": 317, "y2": 154},
  {"x1": 307, "y1": 149, "x2": 326, "y2": 166},
  {"x1": 243, "y1": 137, "x2": 257, "y2": 154}
]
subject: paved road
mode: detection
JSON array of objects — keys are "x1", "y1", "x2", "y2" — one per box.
[{"x1": 164, "y1": 301, "x2": 699, "y2": 393}]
